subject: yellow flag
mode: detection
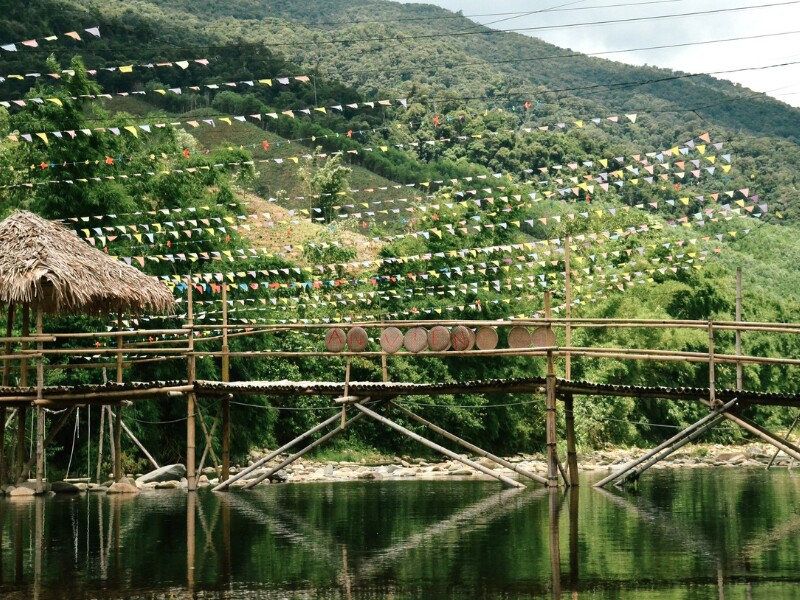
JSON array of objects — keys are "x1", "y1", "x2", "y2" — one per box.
[
  {"x1": 119, "y1": 65, "x2": 134, "y2": 73},
  {"x1": 124, "y1": 126, "x2": 139, "y2": 138},
  {"x1": 46, "y1": 98, "x2": 62, "y2": 106},
  {"x1": 35, "y1": 132, "x2": 48, "y2": 144}
]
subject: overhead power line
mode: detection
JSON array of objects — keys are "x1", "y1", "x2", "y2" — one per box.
[{"x1": 12, "y1": 0, "x2": 800, "y2": 53}]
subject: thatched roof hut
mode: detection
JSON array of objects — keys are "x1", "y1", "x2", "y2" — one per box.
[{"x1": 0, "y1": 210, "x2": 175, "y2": 315}]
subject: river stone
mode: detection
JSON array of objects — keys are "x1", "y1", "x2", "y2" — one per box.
[
  {"x1": 52, "y1": 481, "x2": 82, "y2": 494},
  {"x1": 135, "y1": 464, "x2": 186, "y2": 486},
  {"x1": 107, "y1": 482, "x2": 140, "y2": 494},
  {"x1": 155, "y1": 480, "x2": 179, "y2": 489},
  {"x1": 478, "y1": 457, "x2": 499, "y2": 470},
  {"x1": 9, "y1": 486, "x2": 35, "y2": 497}
]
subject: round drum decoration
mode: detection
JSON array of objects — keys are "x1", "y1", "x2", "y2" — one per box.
[
  {"x1": 380, "y1": 327, "x2": 404, "y2": 354},
  {"x1": 451, "y1": 325, "x2": 474, "y2": 351},
  {"x1": 531, "y1": 326, "x2": 557, "y2": 348},
  {"x1": 428, "y1": 326, "x2": 451, "y2": 352},
  {"x1": 347, "y1": 327, "x2": 370, "y2": 352},
  {"x1": 325, "y1": 328, "x2": 348, "y2": 352},
  {"x1": 507, "y1": 326, "x2": 532, "y2": 349},
  {"x1": 475, "y1": 326, "x2": 499, "y2": 350},
  {"x1": 404, "y1": 327, "x2": 429, "y2": 353}
]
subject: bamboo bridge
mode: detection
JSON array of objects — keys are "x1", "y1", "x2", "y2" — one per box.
[{"x1": 2, "y1": 280, "x2": 800, "y2": 493}]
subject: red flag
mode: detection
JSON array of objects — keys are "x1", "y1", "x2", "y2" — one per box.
[
  {"x1": 347, "y1": 130, "x2": 353, "y2": 138},
  {"x1": 524, "y1": 101, "x2": 531, "y2": 111},
  {"x1": 433, "y1": 115, "x2": 440, "y2": 126},
  {"x1": 262, "y1": 140, "x2": 270, "y2": 150},
  {"x1": 105, "y1": 156, "x2": 113, "y2": 165},
  {"x1": 183, "y1": 148, "x2": 190, "y2": 158}
]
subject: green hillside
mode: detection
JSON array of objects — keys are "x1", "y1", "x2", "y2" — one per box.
[{"x1": 1, "y1": 0, "x2": 800, "y2": 468}]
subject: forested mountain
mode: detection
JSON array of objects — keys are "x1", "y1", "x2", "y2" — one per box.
[{"x1": 1, "y1": 0, "x2": 800, "y2": 471}]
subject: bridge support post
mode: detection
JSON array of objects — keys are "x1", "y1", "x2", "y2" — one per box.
[
  {"x1": 1, "y1": 301, "x2": 14, "y2": 486},
  {"x1": 15, "y1": 306, "x2": 29, "y2": 483},
  {"x1": 564, "y1": 393, "x2": 579, "y2": 487},
  {"x1": 389, "y1": 401, "x2": 546, "y2": 485},
  {"x1": 186, "y1": 281, "x2": 196, "y2": 492},
  {"x1": 354, "y1": 402, "x2": 525, "y2": 488},
  {"x1": 221, "y1": 283, "x2": 230, "y2": 484},
  {"x1": 595, "y1": 397, "x2": 740, "y2": 488},
  {"x1": 545, "y1": 292, "x2": 559, "y2": 488},
  {"x1": 113, "y1": 313, "x2": 123, "y2": 481}
]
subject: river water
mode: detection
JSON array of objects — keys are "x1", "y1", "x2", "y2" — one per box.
[{"x1": 1, "y1": 468, "x2": 799, "y2": 599}]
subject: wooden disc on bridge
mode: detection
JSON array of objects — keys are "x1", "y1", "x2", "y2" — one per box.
[
  {"x1": 531, "y1": 326, "x2": 556, "y2": 348},
  {"x1": 347, "y1": 327, "x2": 370, "y2": 352},
  {"x1": 404, "y1": 327, "x2": 429, "y2": 353},
  {"x1": 380, "y1": 327, "x2": 404, "y2": 354},
  {"x1": 451, "y1": 325, "x2": 474, "y2": 351},
  {"x1": 428, "y1": 326, "x2": 451, "y2": 352},
  {"x1": 508, "y1": 326, "x2": 532, "y2": 349},
  {"x1": 325, "y1": 328, "x2": 347, "y2": 352},
  {"x1": 475, "y1": 327, "x2": 499, "y2": 350}
]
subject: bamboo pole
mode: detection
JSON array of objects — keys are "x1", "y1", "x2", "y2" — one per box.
[
  {"x1": 187, "y1": 281, "x2": 197, "y2": 492},
  {"x1": 107, "y1": 409, "x2": 159, "y2": 470},
  {"x1": 708, "y1": 320, "x2": 716, "y2": 405},
  {"x1": 565, "y1": 236, "x2": 572, "y2": 381},
  {"x1": 213, "y1": 411, "x2": 342, "y2": 491},
  {"x1": 564, "y1": 393, "x2": 579, "y2": 487},
  {"x1": 221, "y1": 284, "x2": 230, "y2": 483},
  {"x1": 353, "y1": 402, "x2": 524, "y2": 488},
  {"x1": 107, "y1": 405, "x2": 115, "y2": 480},
  {"x1": 1, "y1": 302, "x2": 13, "y2": 485},
  {"x1": 96, "y1": 402, "x2": 105, "y2": 483},
  {"x1": 718, "y1": 411, "x2": 800, "y2": 463},
  {"x1": 15, "y1": 306, "x2": 28, "y2": 483},
  {"x1": 390, "y1": 401, "x2": 545, "y2": 484},
  {"x1": 35, "y1": 306, "x2": 45, "y2": 493},
  {"x1": 568, "y1": 488, "x2": 579, "y2": 594},
  {"x1": 545, "y1": 292, "x2": 559, "y2": 488},
  {"x1": 243, "y1": 411, "x2": 370, "y2": 489},
  {"x1": 194, "y1": 398, "x2": 221, "y2": 472},
  {"x1": 197, "y1": 410, "x2": 220, "y2": 475},
  {"x1": 23, "y1": 407, "x2": 77, "y2": 477},
  {"x1": 766, "y1": 411, "x2": 800, "y2": 469},
  {"x1": 113, "y1": 314, "x2": 123, "y2": 481},
  {"x1": 736, "y1": 267, "x2": 743, "y2": 390},
  {"x1": 548, "y1": 488, "x2": 562, "y2": 599},
  {"x1": 187, "y1": 491, "x2": 196, "y2": 594},
  {"x1": 594, "y1": 397, "x2": 741, "y2": 488},
  {"x1": 617, "y1": 415, "x2": 727, "y2": 487}
]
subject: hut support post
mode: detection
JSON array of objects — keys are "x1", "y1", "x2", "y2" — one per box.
[
  {"x1": 594, "y1": 396, "x2": 741, "y2": 488},
  {"x1": 545, "y1": 292, "x2": 559, "y2": 488},
  {"x1": 113, "y1": 315, "x2": 123, "y2": 481},
  {"x1": 187, "y1": 282, "x2": 197, "y2": 492},
  {"x1": 213, "y1": 411, "x2": 343, "y2": 491},
  {"x1": 736, "y1": 267, "x2": 743, "y2": 390},
  {"x1": 564, "y1": 238, "x2": 579, "y2": 487},
  {"x1": 35, "y1": 306, "x2": 45, "y2": 493},
  {"x1": 389, "y1": 401, "x2": 545, "y2": 484},
  {"x1": 96, "y1": 405, "x2": 105, "y2": 483},
  {"x1": 354, "y1": 402, "x2": 525, "y2": 489},
  {"x1": 107, "y1": 405, "x2": 115, "y2": 478},
  {"x1": 1, "y1": 302, "x2": 14, "y2": 485},
  {"x1": 221, "y1": 284, "x2": 230, "y2": 483},
  {"x1": 243, "y1": 409, "x2": 370, "y2": 489},
  {"x1": 15, "y1": 306, "x2": 29, "y2": 483}
]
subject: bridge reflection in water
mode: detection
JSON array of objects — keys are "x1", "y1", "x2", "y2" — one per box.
[{"x1": 2, "y1": 471, "x2": 799, "y2": 599}]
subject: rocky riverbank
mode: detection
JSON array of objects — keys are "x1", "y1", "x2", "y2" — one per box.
[{"x1": 1, "y1": 442, "x2": 794, "y2": 496}]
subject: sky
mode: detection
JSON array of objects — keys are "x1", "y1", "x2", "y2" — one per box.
[{"x1": 396, "y1": 0, "x2": 800, "y2": 108}]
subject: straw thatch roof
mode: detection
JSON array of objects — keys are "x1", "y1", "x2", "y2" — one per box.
[{"x1": 0, "y1": 210, "x2": 175, "y2": 315}]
